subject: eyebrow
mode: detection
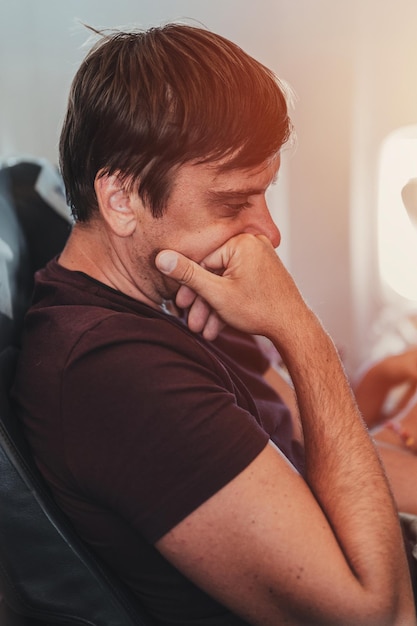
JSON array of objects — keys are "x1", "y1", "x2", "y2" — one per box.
[
  {"x1": 206, "y1": 187, "x2": 267, "y2": 202},
  {"x1": 206, "y1": 172, "x2": 279, "y2": 203}
]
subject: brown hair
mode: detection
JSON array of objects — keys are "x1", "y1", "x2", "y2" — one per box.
[{"x1": 59, "y1": 23, "x2": 294, "y2": 221}]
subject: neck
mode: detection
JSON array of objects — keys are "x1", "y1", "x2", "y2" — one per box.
[{"x1": 59, "y1": 222, "x2": 167, "y2": 312}]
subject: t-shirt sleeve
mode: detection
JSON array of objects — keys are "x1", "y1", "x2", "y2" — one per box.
[{"x1": 61, "y1": 317, "x2": 269, "y2": 543}]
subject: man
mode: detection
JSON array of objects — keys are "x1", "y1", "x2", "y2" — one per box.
[{"x1": 13, "y1": 23, "x2": 416, "y2": 625}]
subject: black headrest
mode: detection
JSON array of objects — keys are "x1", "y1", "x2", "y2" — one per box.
[{"x1": 0, "y1": 160, "x2": 72, "y2": 350}]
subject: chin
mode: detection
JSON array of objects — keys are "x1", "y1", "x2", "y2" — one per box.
[{"x1": 159, "y1": 275, "x2": 180, "y2": 302}]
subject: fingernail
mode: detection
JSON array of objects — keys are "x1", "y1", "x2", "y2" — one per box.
[{"x1": 157, "y1": 251, "x2": 178, "y2": 273}]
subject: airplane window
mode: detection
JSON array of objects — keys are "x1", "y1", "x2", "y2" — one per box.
[{"x1": 378, "y1": 124, "x2": 417, "y2": 300}]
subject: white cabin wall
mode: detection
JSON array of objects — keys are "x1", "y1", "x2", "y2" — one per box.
[
  {"x1": 270, "y1": 0, "x2": 358, "y2": 371},
  {"x1": 1, "y1": 0, "x2": 417, "y2": 374},
  {"x1": 350, "y1": 0, "x2": 417, "y2": 370}
]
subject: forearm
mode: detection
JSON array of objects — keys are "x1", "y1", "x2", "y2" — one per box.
[
  {"x1": 354, "y1": 364, "x2": 392, "y2": 427},
  {"x1": 270, "y1": 311, "x2": 413, "y2": 615}
]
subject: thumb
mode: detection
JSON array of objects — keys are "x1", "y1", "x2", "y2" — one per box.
[
  {"x1": 155, "y1": 250, "x2": 210, "y2": 290},
  {"x1": 155, "y1": 250, "x2": 182, "y2": 275}
]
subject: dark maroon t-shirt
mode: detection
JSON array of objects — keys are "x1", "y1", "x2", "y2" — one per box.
[{"x1": 12, "y1": 259, "x2": 304, "y2": 625}]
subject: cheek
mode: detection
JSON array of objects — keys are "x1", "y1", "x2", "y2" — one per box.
[{"x1": 180, "y1": 224, "x2": 239, "y2": 263}]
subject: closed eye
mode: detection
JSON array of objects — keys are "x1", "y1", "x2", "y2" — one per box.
[
  {"x1": 225, "y1": 201, "x2": 252, "y2": 212},
  {"x1": 207, "y1": 185, "x2": 269, "y2": 214}
]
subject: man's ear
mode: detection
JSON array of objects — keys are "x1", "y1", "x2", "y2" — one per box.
[{"x1": 94, "y1": 172, "x2": 137, "y2": 237}]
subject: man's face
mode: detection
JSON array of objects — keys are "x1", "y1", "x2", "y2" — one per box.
[{"x1": 130, "y1": 154, "x2": 282, "y2": 304}]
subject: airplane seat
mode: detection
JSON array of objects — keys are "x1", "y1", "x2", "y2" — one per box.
[{"x1": 0, "y1": 161, "x2": 155, "y2": 625}]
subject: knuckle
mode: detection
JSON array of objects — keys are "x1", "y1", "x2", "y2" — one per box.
[{"x1": 180, "y1": 261, "x2": 196, "y2": 285}]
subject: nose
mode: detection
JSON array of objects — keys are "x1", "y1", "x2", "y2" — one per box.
[{"x1": 244, "y1": 199, "x2": 281, "y2": 248}]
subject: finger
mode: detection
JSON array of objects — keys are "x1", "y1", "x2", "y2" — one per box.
[
  {"x1": 176, "y1": 284, "x2": 197, "y2": 309},
  {"x1": 155, "y1": 250, "x2": 221, "y2": 295},
  {"x1": 187, "y1": 296, "x2": 212, "y2": 334},
  {"x1": 202, "y1": 311, "x2": 225, "y2": 342}
]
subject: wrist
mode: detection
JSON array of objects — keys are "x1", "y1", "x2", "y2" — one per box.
[{"x1": 268, "y1": 308, "x2": 330, "y2": 364}]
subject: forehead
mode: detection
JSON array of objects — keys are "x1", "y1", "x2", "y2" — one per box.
[
  {"x1": 212, "y1": 154, "x2": 281, "y2": 187},
  {"x1": 173, "y1": 154, "x2": 281, "y2": 196}
]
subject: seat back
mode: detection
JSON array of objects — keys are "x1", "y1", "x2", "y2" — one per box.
[
  {"x1": 0, "y1": 346, "x2": 153, "y2": 626},
  {"x1": 0, "y1": 159, "x2": 72, "y2": 351}
]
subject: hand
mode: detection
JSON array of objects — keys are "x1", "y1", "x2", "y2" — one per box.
[{"x1": 155, "y1": 234, "x2": 309, "y2": 345}]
